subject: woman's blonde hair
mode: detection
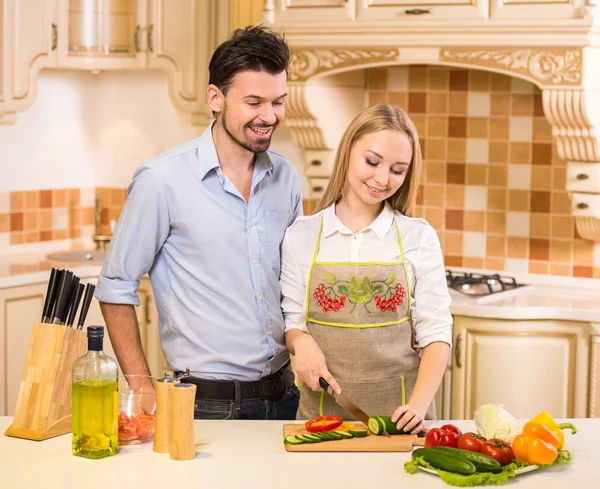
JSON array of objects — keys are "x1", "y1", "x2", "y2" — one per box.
[{"x1": 315, "y1": 104, "x2": 422, "y2": 217}]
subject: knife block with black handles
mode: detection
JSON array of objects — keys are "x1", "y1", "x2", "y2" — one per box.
[{"x1": 4, "y1": 322, "x2": 87, "y2": 441}]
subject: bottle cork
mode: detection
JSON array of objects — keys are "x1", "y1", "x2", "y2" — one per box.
[
  {"x1": 153, "y1": 374, "x2": 180, "y2": 453},
  {"x1": 169, "y1": 383, "x2": 197, "y2": 461}
]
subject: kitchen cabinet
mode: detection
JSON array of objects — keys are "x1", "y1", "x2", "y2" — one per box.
[
  {"x1": 0, "y1": 274, "x2": 163, "y2": 416},
  {"x1": 264, "y1": 0, "x2": 355, "y2": 24},
  {"x1": 0, "y1": 0, "x2": 58, "y2": 124},
  {"x1": 355, "y1": 0, "x2": 487, "y2": 22},
  {"x1": 451, "y1": 315, "x2": 590, "y2": 420},
  {"x1": 489, "y1": 0, "x2": 586, "y2": 20},
  {"x1": 0, "y1": 0, "x2": 230, "y2": 125}
]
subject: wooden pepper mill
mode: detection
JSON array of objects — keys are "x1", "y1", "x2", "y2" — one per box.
[
  {"x1": 153, "y1": 373, "x2": 180, "y2": 453},
  {"x1": 169, "y1": 383, "x2": 197, "y2": 461}
]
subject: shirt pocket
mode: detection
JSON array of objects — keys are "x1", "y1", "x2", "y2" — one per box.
[{"x1": 266, "y1": 210, "x2": 291, "y2": 274}]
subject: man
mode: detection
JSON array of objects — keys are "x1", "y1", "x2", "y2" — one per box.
[{"x1": 95, "y1": 26, "x2": 302, "y2": 420}]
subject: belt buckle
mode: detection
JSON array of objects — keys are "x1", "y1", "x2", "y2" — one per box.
[{"x1": 259, "y1": 374, "x2": 284, "y2": 401}]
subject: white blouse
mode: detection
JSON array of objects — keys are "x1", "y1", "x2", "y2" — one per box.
[{"x1": 280, "y1": 202, "x2": 453, "y2": 348}]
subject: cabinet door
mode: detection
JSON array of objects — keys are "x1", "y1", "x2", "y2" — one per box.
[
  {"x1": 355, "y1": 0, "x2": 488, "y2": 21},
  {"x1": 0, "y1": 0, "x2": 58, "y2": 123},
  {"x1": 147, "y1": 0, "x2": 223, "y2": 125},
  {"x1": 267, "y1": 0, "x2": 355, "y2": 24},
  {"x1": 55, "y1": 0, "x2": 147, "y2": 70},
  {"x1": 490, "y1": 0, "x2": 585, "y2": 20},
  {"x1": 451, "y1": 316, "x2": 589, "y2": 419}
]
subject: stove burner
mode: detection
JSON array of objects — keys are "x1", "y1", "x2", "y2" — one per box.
[{"x1": 446, "y1": 270, "x2": 524, "y2": 297}]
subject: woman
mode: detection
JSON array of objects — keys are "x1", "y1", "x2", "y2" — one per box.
[{"x1": 281, "y1": 104, "x2": 452, "y2": 434}]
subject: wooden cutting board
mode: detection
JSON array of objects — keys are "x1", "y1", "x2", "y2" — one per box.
[{"x1": 283, "y1": 423, "x2": 426, "y2": 452}]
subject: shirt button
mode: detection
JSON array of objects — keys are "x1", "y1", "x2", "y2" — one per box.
[
  {"x1": 267, "y1": 331, "x2": 272, "y2": 337},
  {"x1": 249, "y1": 222, "x2": 253, "y2": 228},
  {"x1": 258, "y1": 295, "x2": 263, "y2": 301},
  {"x1": 253, "y1": 258, "x2": 258, "y2": 264}
]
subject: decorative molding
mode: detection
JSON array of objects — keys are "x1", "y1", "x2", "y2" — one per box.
[
  {"x1": 439, "y1": 48, "x2": 582, "y2": 86},
  {"x1": 289, "y1": 48, "x2": 399, "y2": 81},
  {"x1": 284, "y1": 83, "x2": 328, "y2": 149},
  {"x1": 542, "y1": 89, "x2": 599, "y2": 161},
  {"x1": 589, "y1": 337, "x2": 600, "y2": 417}
]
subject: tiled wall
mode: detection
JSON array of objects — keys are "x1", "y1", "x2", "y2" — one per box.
[
  {"x1": 350, "y1": 65, "x2": 600, "y2": 279},
  {"x1": 0, "y1": 187, "x2": 126, "y2": 248}
]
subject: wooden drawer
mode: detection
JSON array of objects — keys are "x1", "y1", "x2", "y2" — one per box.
[
  {"x1": 304, "y1": 150, "x2": 335, "y2": 177},
  {"x1": 308, "y1": 177, "x2": 330, "y2": 200},
  {"x1": 570, "y1": 192, "x2": 600, "y2": 218},
  {"x1": 567, "y1": 162, "x2": 600, "y2": 193}
]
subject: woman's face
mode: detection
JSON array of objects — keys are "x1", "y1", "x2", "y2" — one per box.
[{"x1": 345, "y1": 129, "x2": 413, "y2": 208}]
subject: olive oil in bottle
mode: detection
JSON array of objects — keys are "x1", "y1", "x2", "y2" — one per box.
[{"x1": 72, "y1": 326, "x2": 119, "y2": 459}]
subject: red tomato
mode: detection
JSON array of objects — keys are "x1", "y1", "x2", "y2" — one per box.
[
  {"x1": 457, "y1": 432, "x2": 486, "y2": 452},
  {"x1": 481, "y1": 439, "x2": 515, "y2": 466},
  {"x1": 440, "y1": 424, "x2": 462, "y2": 438},
  {"x1": 439, "y1": 431, "x2": 460, "y2": 448},
  {"x1": 424, "y1": 428, "x2": 445, "y2": 448}
]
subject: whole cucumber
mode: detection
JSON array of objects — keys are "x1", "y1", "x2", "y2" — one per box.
[
  {"x1": 367, "y1": 416, "x2": 406, "y2": 435},
  {"x1": 431, "y1": 446, "x2": 502, "y2": 473},
  {"x1": 412, "y1": 448, "x2": 477, "y2": 475}
]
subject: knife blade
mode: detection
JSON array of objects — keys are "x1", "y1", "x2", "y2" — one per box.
[
  {"x1": 77, "y1": 283, "x2": 96, "y2": 331},
  {"x1": 319, "y1": 377, "x2": 391, "y2": 437},
  {"x1": 66, "y1": 282, "x2": 85, "y2": 328},
  {"x1": 52, "y1": 270, "x2": 73, "y2": 325},
  {"x1": 41, "y1": 268, "x2": 59, "y2": 323},
  {"x1": 63, "y1": 276, "x2": 80, "y2": 326}
]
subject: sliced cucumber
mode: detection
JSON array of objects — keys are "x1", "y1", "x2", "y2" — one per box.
[
  {"x1": 301, "y1": 433, "x2": 322, "y2": 443},
  {"x1": 285, "y1": 435, "x2": 304, "y2": 445},
  {"x1": 348, "y1": 429, "x2": 368, "y2": 438},
  {"x1": 332, "y1": 430, "x2": 353, "y2": 439},
  {"x1": 325, "y1": 431, "x2": 344, "y2": 440},
  {"x1": 295, "y1": 434, "x2": 313, "y2": 443},
  {"x1": 313, "y1": 432, "x2": 330, "y2": 440}
]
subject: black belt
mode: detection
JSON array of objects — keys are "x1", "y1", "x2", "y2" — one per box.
[{"x1": 177, "y1": 362, "x2": 293, "y2": 402}]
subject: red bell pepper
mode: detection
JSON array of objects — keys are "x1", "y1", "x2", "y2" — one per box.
[{"x1": 305, "y1": 415, "x2": 343, "y2": 433}]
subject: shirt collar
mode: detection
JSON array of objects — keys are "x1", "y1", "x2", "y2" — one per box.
[
  {"x1": 322, "y1": 201, "x2": 395, "y2": 240},
  {"x1": 196, "y1": 121, "x2": 274, "y2": 180}
]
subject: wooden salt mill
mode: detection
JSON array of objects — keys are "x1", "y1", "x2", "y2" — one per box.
[
  {"x1": 153, "y1": 373, "x2": 180, "y2": 453},
  {"x1": 169, "y1": 383, "x2": 197, "y2": 461}
]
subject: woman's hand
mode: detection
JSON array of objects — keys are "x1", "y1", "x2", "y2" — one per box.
[
  {"x1": 391, "y1": 404, "x2": 425, "y2": 434},
  {"x1": 292, "y1": 332, "x2": 341, "y2": 394}
]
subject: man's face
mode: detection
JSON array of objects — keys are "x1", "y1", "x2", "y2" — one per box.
[{"x1": 218, "y1": 70, "x2": 287, "y2": 154}]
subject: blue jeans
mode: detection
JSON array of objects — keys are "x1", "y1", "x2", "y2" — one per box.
[{"x1": 194, "y1": 385, "x2": 300, "y2": 420}]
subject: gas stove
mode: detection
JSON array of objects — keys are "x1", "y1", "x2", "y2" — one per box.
[{"x1": 445, "y1": 270, "x2": 525, "y2": 297}]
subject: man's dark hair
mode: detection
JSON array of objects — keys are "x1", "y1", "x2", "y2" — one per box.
[{"x1": 208, "y1": 25, "x2": 291, "y2": 95}]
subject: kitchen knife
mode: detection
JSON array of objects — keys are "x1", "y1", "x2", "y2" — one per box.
[
  {"x1": 41, "y1": 268, "x2": 59, "y2": 323},
  {"x1": 319, "y1": 377, "x2": 391, "y2": 437},
  {"x1": 77, "y1": 283, "x2": 96, "y2": 331},
  {"x1": 66, "y1": 283, "x2": 85, "y2": 328},
  {"x1": 52, "y1": 270, "x2": 74, "y2": 325},
  {"x1": 63, "y1": 276, "x2": 80, "y2": 326}
]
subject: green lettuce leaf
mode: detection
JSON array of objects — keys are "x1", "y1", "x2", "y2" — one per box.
[{"x1": 404, "y1": 450, "x2": 571, "y2": 487}]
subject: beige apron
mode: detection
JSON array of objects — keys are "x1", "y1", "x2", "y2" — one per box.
[{"x1": 297, "y1": 215, "x2": 436, "y2": 421}]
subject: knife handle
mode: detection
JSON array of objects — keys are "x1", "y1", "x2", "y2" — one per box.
[
  {"x1": 52, "y1": 270, "x2": 73, "y2": 324},
  {"x1": 319, "y1": 377, "x2": 331, "y2": 392}
]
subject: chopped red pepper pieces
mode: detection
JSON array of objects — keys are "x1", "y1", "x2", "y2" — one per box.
[{"x1": 305, "y1": 415, "x2": 343, "y2": 433}]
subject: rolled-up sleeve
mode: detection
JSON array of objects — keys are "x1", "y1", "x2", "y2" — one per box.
[
  {"x1": 280, "y1": 228, "x2": 309, "y2": 334},
  {"x1": 95, "y1": 167, "x2": 170, "y2": 306},
  {"x1": 412, "y1": 225, "x2": 453, "y2": 348}
]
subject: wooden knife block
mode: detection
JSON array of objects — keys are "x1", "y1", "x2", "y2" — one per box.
[{"x1": 4, "y1": 322, "x2": 87, "y2": 441}]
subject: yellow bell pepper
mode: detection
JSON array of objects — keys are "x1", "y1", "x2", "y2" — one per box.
[
  {"x1": 512, "y1": 434, "x2": 558, "y2": 465},
  {"x1": 522, "y1": 422, "x2": 561, "y2": 447},
  {"x1": 528, "y1": 412, "x2": 577, "y2": 449}
]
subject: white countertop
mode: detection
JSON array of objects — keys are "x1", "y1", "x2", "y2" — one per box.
[{"x1": 0, "y1": 417, "x2": 594, "y2": 489}]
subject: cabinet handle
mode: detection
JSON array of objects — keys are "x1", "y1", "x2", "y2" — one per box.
[
  {"x1": 405, "y1": 8, "x2": 431, "y2": 15},
  {"x1": 313, "y1": 186, "x2": 324, "y2": 192},
  {"x1": 576, "y1": 173, "x2": 589, "y2": 180},
  {"x1": 577, "y1": 202, "x2": 589, "y2": 209},
  {"x1": 144, "y1": 296, "x2": 151, "y2": 324},
  {"x1": 134, "y1": 25, "x2": 141, "y2": 52},
  {"x1": 454, "y1": 334, "x2": 462, "y2": 368},
  {"x1": 147, "y1": 24, "x2": 154, "y2": 53},
  {"x1": 51, "y1": 23, "x2": 57, "y2": 51},
  {"x1": 311, "y1": 160, "x2": 322, "y2": 166}
]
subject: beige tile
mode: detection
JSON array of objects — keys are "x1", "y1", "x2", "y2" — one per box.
[
  {"x1": 428, "y1": 92, "x2": 448, "y2": 114},
  {"x1": 467, "y1": 117, "x2": 489, "y2": 139},
  {"x1": 487, "y1": 211, "x2": 507, "y2": 234},
  {"x1": 426, "y1": 117, "x2": 448, "y2": 139},
  {"x1": 509, "y1": 190, "x2": 531, "y2": 212},
  {"x1": 488, "y1": 165, "x2": 508, "y2": 187},
  {"x1": 449, "y1": 92, "x2": 467, "y2": 116},
  {"x1": 39, "y1": 209, "x2": 53, "y2": 230},
  {"x1": 409, "y1": 66, "x2": 428, "y2": 91},
  {"x1": 424, "y1": 185, "x2": 445, "y2": 206},
  {"x1": 491, "y1": 74, "x2": 512, "y2": 92},
  {"x1": 533, "y1": 117, "x2": 553, "y2": 141},
  {"x1": 550, "y1": 240, "x2": 572, "y2": 263},
  {"x1": 486, "y1": 258, "x2": 506, "y2": 270},
  {"x1": 530, "y1": 213, "x2": 551, "y2": 238},
  {"x1": 10, "y1": 192, "x2": 24, "y2": 212},
  {"x1": 426, "y1": 162, "x2": 447, "y2": 183},
  {"x1": 529, "y1": 261, "x2": 549, "y2": 275},
  {"x1": 369, "y1": 91, "x2": 388, "y2": 105},
  {"x1": 446, "y1": 185, "x2": 465, "y2": 208},
  {"x1": 491, "y1": 94, "x2": 511, "y2": 115},
  {"x1": 448, "y1": 139, "x2": 466, "y2": 162},
  {"x1": 574, "y1": 240, "x2": 595, "y2": 264},
  {"x1": 551, "y1": 216, "x2": 573, "y2": 239},
  {"x1": 552, "y1": 167, "x2": 566, "y2": 190},
  {"x1": 388, "y1": 91, "x2": 408, "y2": 109},
  {"x1": 387, "y1": 66, "x2": 409, "y2": 91},
  {"x1": 464, "y1": 257, "x2": 485, "y2": 268},
  {"x1": 368, "y1": 68, "x2": 388, "y2": 90},
  {"x1": 23, "y1": 211, "x2": 38, "y2": 232},
  {"x1": 0, "y1": 213, "x2": 9, "y2": 233},
  {"x1": 464, "y1": 211, "x2": 485, "y2": 232},
  {"x1": 551, "y1": 192, "x2": 572, "y2": 214},
  {"x1": 411, "y1": 114, "x2": 426, "y2": 136},
  {"x1": 10, "y1": 232, "x2": 24, "y2": 245},
  {"x1": 24, "y1": 191, "x2": 39, "y2": 210},
  {"x1": 445, "y1": 231, "x2": 464, "y2": 254},
  {"x1": 489, "y1": 141, "x2": 508, "y2": 164},
  {"x1": 511, "y1": 94, "x2": 534, "y2": 116},
  {"x1": 53, "y1": 189, "x2": 68, "y2": 207},
  {"x1": 486, "y1": 234, "x2": 506, "y2": 257},
  {"x1": 425, "y1": 207, "x2": 445, "y2": 229},
  {"x1": 507, "y1": 237, "x2": 529, "y2": 259},
  {"x1": 509, "y1": 117, "x2": 534, "y2": 142},
  {"x1": 469, "y1": 70, "x2": 490, "y2": 92},
  {"x1": 490, "y1": 117, "x2": 509, "y2": 140},
  {"x1": 466, "y1": 165, "x2": 487, "y2": 185},
  {"x1": 487, "y1": 188, "x2": 507, "y2": 211},
  {"x1": 510, "y1": 142, "x2": 532, "y2": 164},
  {"x1": 428, "y1": 67, "x2": 450, "y2": 91},
  {"x1": 531, "y1": 166, "x2": 553, "y2": 190},
  {"x1": 426, "y1": 139, "x2": 447, "y2": 161},
  {"x1": 511, "y1": 77, "x2": 535, "y2": 94},
  {"x1": 550, "y1": 263, "x2": 571, "y2": 276}
]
